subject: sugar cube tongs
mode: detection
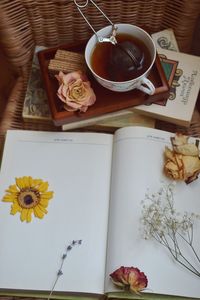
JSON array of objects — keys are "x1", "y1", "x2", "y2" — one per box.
[{"x1": 73, "y1": 0, "x2": 118, "y2": 45}]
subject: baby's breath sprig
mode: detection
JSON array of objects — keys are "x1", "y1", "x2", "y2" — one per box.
[
  {"x1": 48, "y1": 239, "x2": 82, "y2": 300},
  {"x1": 140, "y1": 182, "x2": 200, "y2": 278}
]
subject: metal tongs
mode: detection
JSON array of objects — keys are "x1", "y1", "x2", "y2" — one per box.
[{"x1": 73, "y1": 0, "x2": 118, "y2": 45}]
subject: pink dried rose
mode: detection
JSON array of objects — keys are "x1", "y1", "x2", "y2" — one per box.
[
  {"x1": 55, "y1": 71, "x2": 96, "y2": 112},
  {"x1": 110, "y1": 266, "x2": 148, "y2": 294}
]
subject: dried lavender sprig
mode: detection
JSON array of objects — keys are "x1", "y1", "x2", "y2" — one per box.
[{"x1": 48, "y1": 239, "x2": 82, "y2": 300}]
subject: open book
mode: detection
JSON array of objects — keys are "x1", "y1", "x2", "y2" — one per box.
[{"x1": 0, "y1": 127, "x2": 200, "y2": 299}]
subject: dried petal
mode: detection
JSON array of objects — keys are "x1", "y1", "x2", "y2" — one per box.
[
  {"x1": 164, "y1": 133, "x2": 200, "y2": 183},
  {"x1": 174, "y1": 144, "x2": 199, "y2": 156},
  {"x1": 171, "y1": 133, "x2": 189, "y2": 146}
]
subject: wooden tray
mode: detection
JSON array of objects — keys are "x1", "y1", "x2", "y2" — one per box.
[{"x1": 38, "y1": 41, "x2": 170, "y2": 126}]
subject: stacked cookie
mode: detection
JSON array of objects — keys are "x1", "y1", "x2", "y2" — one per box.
[{"x1": 48, "y1": 49, "x2": 86, "y2": 73}]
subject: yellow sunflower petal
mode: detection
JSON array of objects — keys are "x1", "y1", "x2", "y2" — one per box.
[
  {"x1": 22, "y1": 176, "x2": 31, "y2": 188},
  {"x1": 20, "y1": 209, "x2": 28, "y2": 222},
  {"x1": 2, "y1": 193, "x2": 17, "y2": 202},
  {"x1": 33, "y1": 206, "x2": 44, "y2": 219},
  {"x1": 10, "y1": 203, "x2": 22, "y2": 215},
  {"x1": 41, "y1": 191, "x2": 54, "y2": 200},
  {"x1": 38, "y1": 204, "x2": 48, "y2": 214},
  {"x1": 40, "y1": 198, "x2": 50, "y2": 208},
  {"x1": 32, "y1": 178, "x2": 43, "y2": 188},
  {"x1": 26, "y1": 209, "x2": 33, "y2": 222},
  {"x1": 37, "y1": 181, "x2": 49, "y2": 193},
  {"x1": 6, "y1": 184, "x2": 19, "y2": 193},
  {"x1": 27, "y1": 176, "x2": 33, "y2": 187},
  {"x1": 16, "y1": 177, "x2": 26, "y2": 189},
  {"x1": 23, "y1": 176, "x2": 33, "y2": 188}
]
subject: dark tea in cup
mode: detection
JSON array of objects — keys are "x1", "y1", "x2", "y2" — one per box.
[
  {"x1": 85, "y1": 24, "x2": 156, "y2": 94},
  {"x1": 90, "y1": 33, "x2": 152, "y2": 82}
]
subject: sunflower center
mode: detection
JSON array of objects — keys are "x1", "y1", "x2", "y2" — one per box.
[
  {"x1": 17, "y1": 188, "x2": 40, "y2": 209},
  {"x1": 24, "y1": 195, "x2": 34, "y2": 205}
]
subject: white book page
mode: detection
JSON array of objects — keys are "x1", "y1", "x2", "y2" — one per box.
[
  {"x1": 105, "y1": 126, "x2": 200, "y2": 298},
  {"x1": 0, "y1": 130, "x2": 113, "y2": 295}
]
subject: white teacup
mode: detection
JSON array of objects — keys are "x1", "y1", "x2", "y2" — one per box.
[{"x1": 85, "y1": 23, "x2": 156, "y2": 94}]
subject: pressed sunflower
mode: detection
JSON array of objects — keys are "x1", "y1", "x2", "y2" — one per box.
[{"x1": 2, "y1": 176, "x2": 54, "y2": 222}]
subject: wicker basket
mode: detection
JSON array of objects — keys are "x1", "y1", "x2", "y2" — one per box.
[{"x1": 0, "y1": 0, "x2": 200, "y2": 150}]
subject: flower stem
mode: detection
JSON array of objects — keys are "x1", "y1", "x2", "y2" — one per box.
[{"x1": 48, "y1": 240, "x2": 82, "y2": 300}]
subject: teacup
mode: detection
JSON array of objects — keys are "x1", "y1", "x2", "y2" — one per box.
[{"x1": 85, "y1": 23, "x2": 156, "y2": 94}]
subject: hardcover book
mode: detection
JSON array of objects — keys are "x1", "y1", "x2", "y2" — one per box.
[
  {"x1": 151, "y1": 28, "x2": 180, "y2": 52},
  {"x1": 22, "y1": 46, "x2": 52, "y2": 124},
  {"x1": 0, "y1": 127, "x2": 200, "y2": 299},
  {"x1": 133, "y1": 48, "x2": 200, "y2": 127}
]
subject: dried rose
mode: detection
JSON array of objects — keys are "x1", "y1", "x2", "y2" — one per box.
[
  {"x1": 171, "y1": 133, "x2": 199, "y2": 156},
  {"x1": 164, "y1": 133, "x2": 200, "y2": 183},
  {"x1": 55, "y1": 71, "x2": 96, "y2": 112},
  {"x1": 110, "y1": 266, "x2": 148, "y2": 294}
]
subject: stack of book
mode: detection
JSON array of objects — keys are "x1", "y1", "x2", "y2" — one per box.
[
  {"x1": 22, "y1": 29, "x2": 200, "y2": 131},
  {"x1": 134, "y1": 29, "x2": 200, "y2": 127}
]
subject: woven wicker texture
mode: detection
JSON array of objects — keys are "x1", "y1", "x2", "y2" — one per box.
[
  {"x1": 0, "y1": 0, "x2": 200, "y2": 150},
  {"x1": 0, "y1": 1, "x2": 200, "y2": 298}
]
